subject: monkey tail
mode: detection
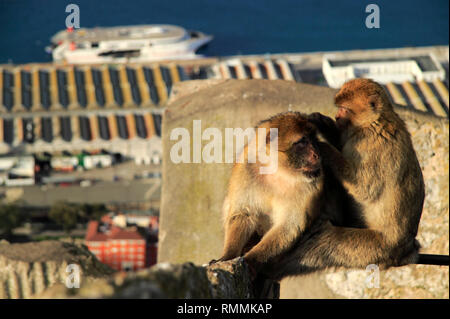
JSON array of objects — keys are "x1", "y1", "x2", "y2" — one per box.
[{"x1": 392, "y1": 238, "x2": 421, "y2": 266}]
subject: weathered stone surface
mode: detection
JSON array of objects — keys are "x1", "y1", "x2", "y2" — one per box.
[
  {"x1": 0, "y1": 240, "x2": 114, "y2": 298},
  {"x1": 37, "y1": 257, "x2": 278, "y2": 298},
  {"x1": 159, "y1": 79, "x2": 449, "y2": 299}
]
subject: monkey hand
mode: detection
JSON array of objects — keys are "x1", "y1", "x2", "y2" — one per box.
[
  {"x1": 208, "y1": 254, "x2": 240, "y2": 265},
  {"x1": 307, "y1": 112, "x2": 335, "y2": 129},
  {"x1": 208, "y1": 259, "x2": 220, "y2": 265},
  {"x1": 208, "y1": 256, "x2": 231, "y2": 265},
  {"x1": 245, "y1": 259, "x2": 260, "y2": 281},
  {"x1": 307, "y1": 112, "x2": 341, "y2": 148}
]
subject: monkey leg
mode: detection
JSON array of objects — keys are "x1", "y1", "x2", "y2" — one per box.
[
  {"x1": 217, "y1": 213, "x2": 257, "y2": 262},
  {"x1": 244, "y1": 223, "x2": 301, "y2": 265},
  {"x1": 266, "y1": 223, "x2": 395, "y2": 280}
]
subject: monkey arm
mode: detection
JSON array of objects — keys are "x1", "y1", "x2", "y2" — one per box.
[
  {"x1": 217, "y1": 212, "x2": 258, "y2": 262},
  {"x1": 317, "y1": 142, "x2": 356, "y2": 187},
  {"x1": 307, "y1": 112, "x2": 341, "y2": 149},
  {"x1": 244, "y1": 221, "x2": 304, "y2": 265}
]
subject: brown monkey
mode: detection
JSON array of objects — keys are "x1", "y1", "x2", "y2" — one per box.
[
  {"x1": 264, "y1": 78, "x2": 425, "y2": 279},
  {"x1": 212, "y1": 112, "x2": 343, "y2": 269}
]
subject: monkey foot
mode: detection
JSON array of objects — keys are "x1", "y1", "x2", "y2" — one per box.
[
  {"x1": 208, "y1": 259, "x2": 220, "y2": 265},
  {"x1": 244, "y1": 259, "x2": 262, "y2": 281},
  {"x1": 252, "y1": 273, "x2": 280, "y2": 299},
  {"x1": 208, "y1": 257, "x2": 232, "y2": 265}
]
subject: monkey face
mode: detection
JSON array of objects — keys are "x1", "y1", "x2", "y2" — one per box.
[
  {"x1": 258, "y1": 112, "x2": 323, "y2": 178},
  {"x1": 334, "y1": 106, "x2": 354, "y2": 130},
  {"x1": 334, "y1": 78, "x2": 392, "y2": 130},
  {"x1": 285, "y1": 134, "x2": 321, "y2": 178}
]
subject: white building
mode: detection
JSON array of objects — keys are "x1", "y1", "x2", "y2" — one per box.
[
  {"x1": 323, "y1": 53, "x2": 446, "y2": 88},
  {"x1": 0, "y1": 156, "x2": 35, "y2": 186}
]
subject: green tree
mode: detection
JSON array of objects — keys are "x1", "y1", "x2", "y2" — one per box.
[
  {"x1": 48, "y1": 201, "x2": 79, "y2": 235},
  {"x1": 79, "y1": 203, "x2": 108, "y2": 221},
  {"x1": 0, "y1": 204, "x2": 27, "y2": 239}
]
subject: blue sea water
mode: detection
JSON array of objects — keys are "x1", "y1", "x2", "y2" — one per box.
[{"x1": 0, "y1": 0, "x2": 448, "y2": 64}]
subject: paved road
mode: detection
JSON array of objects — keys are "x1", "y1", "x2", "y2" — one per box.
[
  {"x1": 3, "y1": 178, "x2": 161, "y2": 207},
  {"x1": 51, "y1": 161, "x2": 161, "y2": 182}
]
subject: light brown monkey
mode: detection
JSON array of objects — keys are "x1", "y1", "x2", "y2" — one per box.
[
  {"x1": 212, "y1": 112, "x2": 342, "y2": 269},
  {"x1": 264, "y1": 78, "x2": 425, "y2": 279}
]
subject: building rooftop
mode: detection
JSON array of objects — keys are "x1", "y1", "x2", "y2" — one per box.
[
  {"x1": 328, "y1": 55, "x2": 441, "y2": 72},
  {"x1": 85, "y1": 220, "x2": 145, "y2": 242},
  {"x1": 51, "y1": 25, "x2": 187, "y2": 44},
  {"x1": 0, "y1": 46, "x2": 448, "y2": 157}
]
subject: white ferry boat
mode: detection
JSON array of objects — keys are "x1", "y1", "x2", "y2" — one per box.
[{"x1": 47, "y1": 24, "x2": 213, "y2": 64}]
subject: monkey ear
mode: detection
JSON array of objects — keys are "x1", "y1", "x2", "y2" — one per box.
[
  {"x1": 305, "y1": 122, "x2": 316, "y2": 134},
  {"x1": 368, "y1": 96, "x2": 380, "y2": 111},
  {"x1": 266, "y1": 128, "x2": 279, "y2": 144}
]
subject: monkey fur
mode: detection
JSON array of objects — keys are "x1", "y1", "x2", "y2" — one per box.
[
  {"x1": 264, "y1": 78, "x2": 425, "y2": 280},
  {"x1": 211, "y1": 112, "x2": 349, "y2": 271}
]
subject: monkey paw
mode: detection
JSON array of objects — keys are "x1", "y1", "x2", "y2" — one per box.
[
  {"x1": 307, "y1": 112, "x2": 335, "y2": 128},
  {"x1": 208, "y1": 256, "x2": 234, "y2": 265},
  {"x1": 208, "y1": 258, "x2": 220, "y2": 265},
  {"x1": 243, "y1": 256, "x2": 265, "y2": 280},
  {"x1": 307, "y1": 112, "x2": 323, "y2": 121},
  {"x1": 246, "y1": 261, "x2": 259, "y2": 281}
]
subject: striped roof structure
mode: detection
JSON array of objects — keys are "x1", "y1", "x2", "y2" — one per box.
[
  {"x1": 0, "y1": 111, "x2": 161, "y2": 145},
  {"x1": 209, "y1": 58, "x2": 298, "y2": 81},
  {"x1": 384, "y1": 80, "x2": 449, "y2": 118},
  {"x1": 0, "y1": 63, "x2": 187, "y2": 112},
  {"x1": 0, "y1": 52, "x2": 447, "y2": 156},
  {"x1": 0, "y1": 63, "x2": 184, "y2": 155},
  {"x1": 0, "y1": 110, "x2": 162, "y2": 156},
  {"x1": 209, "y1": 57, "x2": 449, "y2": 118}
]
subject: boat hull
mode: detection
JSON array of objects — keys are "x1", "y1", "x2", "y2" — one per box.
[{"x1": 49, "y1": 26, "x2": 213, "y2": 64}]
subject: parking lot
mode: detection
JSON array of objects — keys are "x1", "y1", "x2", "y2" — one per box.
[{"x1": 1, "y1": 161, "x2": 161, "y2": 207}]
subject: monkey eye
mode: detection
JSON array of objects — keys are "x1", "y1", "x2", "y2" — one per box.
[
  {"x1": 293, "y1": 137, "x2": 308, "y2": 147},
  {"x1": 337, "y1": 107, "x2": 354, "y2": 117}
]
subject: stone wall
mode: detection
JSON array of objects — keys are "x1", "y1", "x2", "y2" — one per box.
[
  {"x1": 38, "y1": 257, "x2": 278, "y2": 298},
  {"x1": 1, "y1": 240, "x2": 273, "y2": 299},
  {"x1": 0, "y1": 240, "x2": 114, "y2": 298},
  {"x1": 158, "y1": 79, "x2": 449, "y2": 299}
]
